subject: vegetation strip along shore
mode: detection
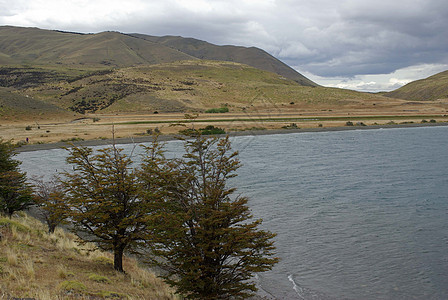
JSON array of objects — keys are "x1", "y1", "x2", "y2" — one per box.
[
  {"x1": 16, "y1": 122, "x2": 448, "y2": 153},
  {"x1": 100, "y1": 115, "x2": 447, "y2": 125}
]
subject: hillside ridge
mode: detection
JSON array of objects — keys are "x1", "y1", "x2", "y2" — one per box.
[
  {"x1": 131, "y1": 33, "x2": 317, "y2": 86},
  {"x1": 0, "y1": 25, "x2": 315, "y2": 86},
  {"x1": 385, "y1": 70, "x2": 448, "y2": 101}
]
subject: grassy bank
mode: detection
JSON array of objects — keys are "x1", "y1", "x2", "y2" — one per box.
[{"x1": 0, "y1": 212, "x2": 178, "y2": 299}]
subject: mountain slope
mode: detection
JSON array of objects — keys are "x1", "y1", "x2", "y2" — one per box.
[
  {"x1": 0, "y1": 26, "x2": 194, "y2": 67},
  {"x1": 16, "y1": 60, "x2": 381, "y2": 114},
  {"x1": 132, "y1": 34, "x2": 317, "y2": 86},
  {"x1": 385, "y1": 70, "x2": 448, "y2": 101},
  {"x1": 0, "y1": 26, "x2": 316, "y2": 86},
  {"x1": 0, "y1": 87, "x2": 73, "y2": 120}
]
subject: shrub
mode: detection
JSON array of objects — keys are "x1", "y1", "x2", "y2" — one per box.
[
  {"x1": 421, "y1": 119, "x2": 428, "y2": 123},
  {"x1": 25, "y1": 126, "x2": 32, "y2": 131},
  {"x1": 60, "y1": 137, "x2": 84, "y2": 142},
  {"x1": 57, "y1": 265, "x2": 75, "y2": 279},
  {"x1": 59, "y1": 280, "x2": 87, "y2": 292},
  {"x1": 205, "y1": 107, "x2": 229, "y2": 113},
  {"x1": 181, "y1": 126, "x2": 226, "y2": 136},
  {"x1": 92, "y1": 291, "x2": 127, "y2": 298},
  {"x1": 88, "y1": 273, "x2": 111, "y2": 283},
  {"x1": 282, "y1": 123, "x2": 298, "y2": 129},
  {"x1": 92, "y1": 256, "x2": 114, "y2": 266},
  {"x1": 345, "y1": 121, "x2": 353, "y2": 126},
  {"x1": 430, "y1": 119, "x2": 436, "y2": 123},
  {"x1": 200, "y1": 125, "x2": 226, "y2": 135},
  {"x1": 0, "y1": 217, "x2": 31, "y2": 233}
]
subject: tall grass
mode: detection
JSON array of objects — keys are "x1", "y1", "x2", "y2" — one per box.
[{"x1": 0, "y1": 213, "x2": 179, "y2": 299}]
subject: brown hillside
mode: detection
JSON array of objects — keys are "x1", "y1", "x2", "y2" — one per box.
[
  {"x1": 132, "y1": 34, "x2": 317, "y2": 86},
  {"x1": 0, "y1": 87, "x2": 74, "y2": 121},
  {"x1": 0, "y1": 26, "x2": 194, "y2": 67},
  {"x1": 385, "y1": 70, "x2": 448, "y2": 101}
]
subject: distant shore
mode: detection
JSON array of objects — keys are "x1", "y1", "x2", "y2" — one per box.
[{"x1": 16, "y1": 122, "x2": 448, "y2": 152}]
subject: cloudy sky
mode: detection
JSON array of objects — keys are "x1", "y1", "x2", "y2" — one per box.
[{"x1": 1, "y1": 0, "x2": 447, "y2": 92}]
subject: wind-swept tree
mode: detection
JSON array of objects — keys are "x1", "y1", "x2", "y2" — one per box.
[
  {"x1": 61, "y1": 144, "x2": 151, "y2": 272},
  {"x1": 0, "y1": 139, "x2": 33, "y2": 218},
  {"x1": 32, "y1": 176, "x2": 68, "y2": 233},
  {"x1": 140, "y1": 133, "x2": 279, "y2": 299}
]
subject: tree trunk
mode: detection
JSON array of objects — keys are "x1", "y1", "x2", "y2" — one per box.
[
  {"x1": 48, "y1": 223, "x2": 56, "y2": 234},
  {"x1": 114, "y1": 244, "x2": 125, "y2": 272}
]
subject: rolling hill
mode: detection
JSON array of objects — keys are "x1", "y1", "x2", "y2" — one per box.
[
  {"x1": 385, "y1": 70, "x2": 448, "y2": 101},
  {"x1": 0, "y1": 26, "x2": 315, "y2": 86},
  {"x1": 4, "y1": 60, "x2": 382, "y2": 114},
  {"x1": 0, "y1": 87, "x2": 74, "y2": 120},
  {"x1": 1, "y1": 25, "x2": 446, "y2": 123},
  {"x1": 0, "y1": 26, "x2": 194, "y2": 67},
  {"x1": 131, "y1": 34, "x2": 317, "y2": 86},
  {"x1": 0, "y1": 26, "x2": 383, "y2": 115}
]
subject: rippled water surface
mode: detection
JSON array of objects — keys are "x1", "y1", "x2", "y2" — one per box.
[{"x1": 17, "y1": 126, "x2": 448, "y2": 299}]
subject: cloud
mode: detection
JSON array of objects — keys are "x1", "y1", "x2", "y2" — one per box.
[{"x1": 304, "y1": 63, "x2": 448, "y2": 92}]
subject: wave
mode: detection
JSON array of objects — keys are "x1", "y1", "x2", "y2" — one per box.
[{"x1": 288, "y1": 274, "x2": 306, "y2": 299}]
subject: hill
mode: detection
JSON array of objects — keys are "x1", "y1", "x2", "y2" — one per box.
[
  {"x1": 385, "y1": 70, "x2": 448, "y2": 101},
  {"x1": 7, "y1": 60, "x2": 381, "y2": 114},
  {"x1": 0, "y1": 26, "x2": 315, "y2": 86},
  {"x1": 0, "y1": 26, "x2": 194, "y2": 68},
  {"x1": 0, "y1": 213, "x2": 177, "y2": 299},
  {"x1": 131, "y1": 34, "x2": 317, "y2": 86},
  {"x1": 0, "y1": 87, "x2": 74, "y2": 121}
]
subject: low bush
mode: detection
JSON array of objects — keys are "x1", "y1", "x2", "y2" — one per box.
[
  {"x1": 60, "y1": 137, "x2": 84, "y2": 142},
  {"x1": 59, "y1": 280, "x2": 86, "y2": 293},
  {"x1": 205, "y1": 107, "x2": 229, "y2": 113},
  {"x1": 200, "y1": 125, "x2": 226, "y2": 135},
  {"x1": 0, "y1": 218, "x2": 31, "y2": 233},
  {"x1": 282, "y1": 123, "x2": 298, "y2": 129},
  {"x1": 179, "y1": 125, "x2": 226, "y2": 136},
  {"x1": 88, "y1": 273, "x2": 111, "y2": 283}
]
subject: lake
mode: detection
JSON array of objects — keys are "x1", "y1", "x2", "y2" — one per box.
[{"x1": 17, "y1": 126, "x2": 448, "y2": 299}]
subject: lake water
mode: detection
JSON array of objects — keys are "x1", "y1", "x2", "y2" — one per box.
[{"x1": 17, "y1": 126, "x2": 448, "y2": 299}]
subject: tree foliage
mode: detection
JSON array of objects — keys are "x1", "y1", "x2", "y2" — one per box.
[
  {"x1": 140, "y1": 133, "x2": 278, "y2": 299},
  {"x1": 32, "y1": 176, "x2": 68, "y2": 233},
  {"x1": 0, "y1": 139, "x2": 33, "y2": 218},
  {"x1": 60, "y1": 144, "x2": 151, "y2": 272}
]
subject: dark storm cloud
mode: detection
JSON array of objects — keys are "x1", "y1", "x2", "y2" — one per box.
[{"x1": 284, "y1": 0, "x2": 448, "y2": 77}]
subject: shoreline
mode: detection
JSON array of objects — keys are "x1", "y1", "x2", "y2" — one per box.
[{"x1": 16, "y1": 122, "x2": 448, "y2": 152}]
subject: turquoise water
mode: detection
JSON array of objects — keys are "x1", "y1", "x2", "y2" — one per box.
[{"x1": 17, "y1": 126, "x2": 448, "y2": 299}]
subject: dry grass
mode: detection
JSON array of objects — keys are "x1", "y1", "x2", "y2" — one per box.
[
  {"x1": 0, "y1": 212, "x2": 179, "y2": 299},
  {"x1": 6, "y1": 249, "x2": 18, "y2": 266},
  {"x1": 3, "y1": 104, "x2": 448, "y2": 146},
  {"x1": 1, "y1": 59, "x2": 448, "y2": 145}
]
